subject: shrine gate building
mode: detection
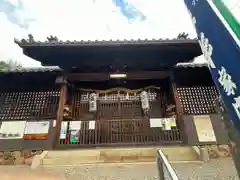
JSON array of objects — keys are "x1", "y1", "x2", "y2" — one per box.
[{"x1": 0, "y1": 35, "x2": 228, "y2": 150}]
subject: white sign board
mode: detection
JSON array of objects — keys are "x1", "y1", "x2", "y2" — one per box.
[
  {"x1": 150, "y1": 118, "x2": 163, "y2": 128},
  {"x1": 24, "y1": 121, "x2": 50, "y2": 140},
  {"x1": 0, "y1": 121, "x2": 26, "y2": 139},
  {"x1": 24, "y1": 121, "x2": 50, "y2": 135},
  {"x1": 69, "y1": 121, "x2": 81, "y2": 130},
  {"x1": 194, "y1": 115, "x2": 217, "y2": 142}
]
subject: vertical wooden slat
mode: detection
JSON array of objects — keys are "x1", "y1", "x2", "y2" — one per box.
[
  {"x1": 117, "y1": 90, "x2": 121, "y2": 118},
  {"x1": 54, "y1": 83, "x2": 67, "y2": 148}
]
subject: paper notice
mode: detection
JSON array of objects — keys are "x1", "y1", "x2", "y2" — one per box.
[
  {"x1": 163, "y1": 119, "x2": 171, "y2": 131},
  {"x1": 24, "y1": 121, "x2": 49, "y2": 135},
  {"x1": 150, "y1": 118, "x2": 163, "y2": 128},
  {"x1": 194, "y1": 115, "x2": 216, "y2": 142},
  {"x1": 53, "y1": 120, "x2": 56, "y2": 127},
  {"x1": 60, "y1": 121, "x2": 68, "y2": 139},
  {"x1": 0, "y1": 121, "x2": 26, "y2": 139},
  {"x1": 69, "y1": 121, "x2": 81, "y2": 130},
  {"x1": 169, "y1": 118, "x2": 177, "y2": 127},
  {"x1": 70, "y1": 130, "x2": 79, "y2": 143},
  {"x1": 89, "y1": 121, "x2": 96, "y2": 130}
]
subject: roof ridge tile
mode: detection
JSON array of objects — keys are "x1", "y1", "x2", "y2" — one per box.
[{"x1": 14, "y1": 33, "x2": 198, "y2": 47}]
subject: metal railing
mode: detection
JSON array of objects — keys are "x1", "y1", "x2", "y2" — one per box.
[
  {"x1": 157, "y1": 150, "x2": 179, "y2": 180},
  {"x1": 57, "y1": 119, "x2": 182, "y2": 148}
]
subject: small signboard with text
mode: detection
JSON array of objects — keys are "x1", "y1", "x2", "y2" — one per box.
[
  {"x1": 0, "y1": 121, "x2": 26, "y2": 139},
  {"x1": 23, "y1": 121, "x2": 50, "y2": 140}
]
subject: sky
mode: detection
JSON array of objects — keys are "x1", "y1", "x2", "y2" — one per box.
[
  {"x1": 223, "y1": 0, "x2": 240, "y2": 21},
  {"x1": 0, "y1": 0, "x2": 204, "y2": 67}
]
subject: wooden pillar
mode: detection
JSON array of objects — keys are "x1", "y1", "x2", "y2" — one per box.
[
  {"x1": 54, "y1": 76, "x2": 68, "y2": 148},
  {"x1": 170, "y1": 72, "x2": 187, "y2": 143}
]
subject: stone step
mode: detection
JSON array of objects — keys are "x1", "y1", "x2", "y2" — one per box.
[{"x1": 41, "y1": 146, "x2": 200, "y2": 167}]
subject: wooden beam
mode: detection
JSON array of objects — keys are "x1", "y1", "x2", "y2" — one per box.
[
  {"x1": 170, "y1": 72, "x2": 187, "y2": 143},
  {"x1": 67, "y1": 71, "x2": 170, "y2": 82}
]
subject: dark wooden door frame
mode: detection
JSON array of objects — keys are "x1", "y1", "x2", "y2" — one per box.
[
  {"x1": 53, "y1": 83, "x2": 67, "y2": 148},
  {"x1": 170, "y1": 72, "x2": 187, "y2": 143}
]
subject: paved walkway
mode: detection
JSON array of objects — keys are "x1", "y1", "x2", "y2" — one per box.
[{"x1": 0, "y1": 158, "x2": 238, "y2": 180}]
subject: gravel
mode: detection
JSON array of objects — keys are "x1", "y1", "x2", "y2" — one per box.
[
  {"x1": 0, "y1": 158, "x2": 238, "y2": 180},
  {"x1": 172, "y1": 158, "x2": 239, "y2": 180}
]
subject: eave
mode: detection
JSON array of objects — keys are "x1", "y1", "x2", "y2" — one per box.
[{"x1": 14, "y1": 37, "x2": 202, "y2": 71}]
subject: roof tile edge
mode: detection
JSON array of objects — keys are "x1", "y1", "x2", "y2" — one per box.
[{"x1": 14, "y1": 33, "x2": 198, "y2": 47}]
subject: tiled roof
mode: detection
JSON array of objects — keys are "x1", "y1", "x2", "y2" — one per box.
[
  {"x1": 0, "y1": 63, "x2": 207, "y2": 74},
  {"x1": 175, "y1": 62, "x2": 208, "y2": 68},
  {"x1": 0, "y1": 67, "x2": 62, "y2": 73},
  {"x1": 14, "y1": 35, "x2": 198, "y2": 47}
]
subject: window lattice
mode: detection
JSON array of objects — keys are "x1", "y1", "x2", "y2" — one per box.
[
  {"x1": 177, "y1": 86, "x2": 218, "y2": 115},
  {"x1": 0, "y1": 89, "x2": 60, "y2": 120}
]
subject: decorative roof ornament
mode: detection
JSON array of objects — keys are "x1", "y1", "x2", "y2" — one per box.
[
  {"x1": 14, "y1": 33, "x2": 198, "y2": 47},
  {"x1": 16, "y1": 34, "x2": 35, "y2": 44},
  {"x1": 20, "y1": 38, "x2": 27, "y2": 44},
  {"x1": 177, "y1": 32, "x2": 189, "y2": 39},
  {"x1": 28, "y1": 34, "x2": 35, "y2": 43},
  {"x1": 47, "y1": 35, "x2": 58, "y2": 42}
]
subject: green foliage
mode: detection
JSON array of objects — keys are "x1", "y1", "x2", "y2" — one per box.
[
  {"x1": 0, "y1": 60, "x2": 23, "y2": 72},
  {"x1": 0, "y1": 61, "x2": 8, "y2": 72}
]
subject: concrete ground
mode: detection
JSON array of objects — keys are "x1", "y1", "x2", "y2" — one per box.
[{"x1": 0, "y1": 158, "x2": 238, "y2": 180}]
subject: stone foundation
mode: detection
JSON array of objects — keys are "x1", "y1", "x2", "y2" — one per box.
[
  {"x1": 206, "y1": 145, "x2": 231, "y2": 158},
  {"x1": 0, "y1": 150, "x2": 43, "y2": 165}
]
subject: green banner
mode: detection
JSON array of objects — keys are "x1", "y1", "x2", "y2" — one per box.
[{"x1": 212, "y1": 0, "x2": 240, "y2": 43}]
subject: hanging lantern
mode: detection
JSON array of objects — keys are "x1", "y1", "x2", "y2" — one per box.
[
  {"x1": 140, "y1": 90, "x2": 149, "y2": 114},
  {"x1": 89, "y1": 93, "x2": 97, "y2": 112}
]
